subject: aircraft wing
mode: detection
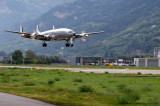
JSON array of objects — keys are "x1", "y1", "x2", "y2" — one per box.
[
  {"x1": 75, "y1": 31, "x2": 104, "y2": 38},
  {"x1": 84, "y1": 31, "x2": 104, "y2": 35},
  {"x1": 5, "y1": 30, "x2": 31, "y2": 35}
]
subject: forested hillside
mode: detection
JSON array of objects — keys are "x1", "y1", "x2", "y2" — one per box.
[
  {"x1": 1, "y1": 0, "x2": 160, "y2": 57},
  {"x1": 0, "y1": 0, "x2": 74, "y2": 30}
]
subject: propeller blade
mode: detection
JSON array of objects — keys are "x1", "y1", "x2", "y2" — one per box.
[
  {"x1": 85, "y1": 34, "x2": 89, "y2": 37},
  {"x1": 81, "y1": 38, "x2": 86, "y2": 42}
]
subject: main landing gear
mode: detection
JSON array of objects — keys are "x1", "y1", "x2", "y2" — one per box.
[
  {"x1": 43, "y1": 41, "x2": 47, "y2": 47},
  {"x1": 66, "y1": 38, "x2": 74, "y2": 47},
  {"x1": 66, "y1": 43, "x2": 73, "y2": 47}
]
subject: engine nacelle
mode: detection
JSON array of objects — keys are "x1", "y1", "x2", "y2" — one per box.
[{"x1": 21, "y1": 34, "x2": 33, "y2": 39}]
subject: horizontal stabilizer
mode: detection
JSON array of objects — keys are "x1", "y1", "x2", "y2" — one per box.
[
  {"x1": 36, "y1": 25, "x2": 40, "y2": 34},
  {"x1": 5, "y1": 30, "x2": 31, "y2": 35}
]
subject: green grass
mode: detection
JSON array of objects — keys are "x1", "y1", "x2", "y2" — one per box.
[
  {"x1": 0, "y1": 68, "x2": 160, "y2": 105},
  {"x1": 2, "y1": 64, "x2": 160, "y2": 70}
]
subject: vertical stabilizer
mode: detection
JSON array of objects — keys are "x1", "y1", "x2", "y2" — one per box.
[
  {"x1": 53, "y1": 25, "x2": 55, "y2": 30},
  {"x1": 20, "y1": 25, "x2": 23, "y2": 33},
  {"x1": 20, "y1": 25, "x2": 24, "y2": 37},
  {"x1": 36, "y1": 25, "x2": 40, "y2": 34}
]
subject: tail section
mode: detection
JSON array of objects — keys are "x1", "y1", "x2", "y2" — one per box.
[
  {"x1": 53, "y1": 25, "x2": 55, "y2": 30},
  {"x1": 20, "y1": 25, "x2": 24, "y2": 37},
  {"x1": 20, "y1": 25, "x2": 23, "y2": 33},
  {"x1": 5, "y1": 25, "x2": 31, "y2": 37},
  {"x1": 36, "y1": 25, "x2": 40, "y2": 34}
]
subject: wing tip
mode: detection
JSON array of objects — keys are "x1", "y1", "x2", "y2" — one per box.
[{"x1": 4, "y1": 30, "x2": 11, "y2": 32}]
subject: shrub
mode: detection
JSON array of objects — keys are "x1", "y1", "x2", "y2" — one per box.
[
  {"x1": 57, "y1": 71, "x2": 62, "y2": 74},
  {"x1": 117, "y1": 93, "x2": 140, "y2": 104},
  {"x1": 24, "y1": 74, "x2": 30, "y2": 77},
  {"x1": 74, "y1": 78, "x2": 83, "y2": 82},
  {"x1": 0, "y1": 72, "x2": 5, "y2": 76},
  {"x1": 137, "y1": 72, "x2": 142, "y2": 75},
  {"x1": 86, "y1": 73, "x2": 90, "y2": 75},
  {"x1": 102, "y1": 85, "x2": 107, "y2": 88},
  {"x1": 48, "y1": 79, "x2": 55, "y2": 85},
  {"x1": 105, "y1": 72, "x2": 109, "y2": 74},
  {"x1": 108, "y1": 80, "x2": 116, "y2": 83},
  {"x1": 141, "y1": 85, "x2": 153, "y2": 92},
  {"x1": 24, "y1": 80, "x2": 36, "y2": 86},
  {"x1": 56, "y1": 87, "x2": 65, "y2": 91},
  {"x1": 55, "y1": 77, "x2": 60, "y2": 81},
  {"x1": 79, "y1": 85, "x2": 93, "y2": 92},
  {"x1": 5, "y1": 72, "x2": 15, "y2": 76},
  {"x1": 79, "y1": 71, "x2": 84, "y2": 73},
  {"x1": 117, "y1": 95, "x2": 129, "y2": 104},
  {"x1": 117, "y1": 84, "x2": 127, "y2": 91},
  {"x1": 1, "y1": 76, "x2": 10, "y2": 83},
  {"x1": 12, "y1": 78, "x2": 20, "y2": 82},
  {"x1": 117, "y1": 85, "x2": 140, "y2": 104}
]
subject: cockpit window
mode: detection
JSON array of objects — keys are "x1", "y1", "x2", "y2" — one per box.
[{"x1": 69, "y1": 31, "x2": 73, "y2": 33}]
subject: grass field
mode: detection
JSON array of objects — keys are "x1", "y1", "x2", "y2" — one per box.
[
  {"x1": 0, "y1": 68, "x2": 160, "y2": 105},
  {"x1": 2, "y1": 64, "x2": 160, "y2": 70}
]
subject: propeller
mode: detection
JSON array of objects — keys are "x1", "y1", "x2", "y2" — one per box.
[
  {"x1": 81, "y1": 31, "x2": 87, "y2": 42},
  {"x1": 30, "y1": 30, "x2": 36, "y2": 40},
  {"x1": 81, "y1": 38, "x2": 86, "y2": 42},
  {"x1": 78, "y1": 30, "x2": 104, "y2": 42}
]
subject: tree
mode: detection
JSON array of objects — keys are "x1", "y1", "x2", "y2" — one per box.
[
  {"x1": 24, "y1": 57, "x2": 37, "y2": 64},
  {"x1": 36, "y1": 55, "x2": 52, "y2": 64},
  {"x1": 12, "y1": 50, "x2": 23, "y2": 64},
  {"x1": 25, "y1": 50, "x2": 36, "y2": 59},
  {"x1": 0, "y1": 51, "x2": 6, "y2": 56},
  {"x1": 50, "y1": 55, "x2": 66, "y2": 63}
]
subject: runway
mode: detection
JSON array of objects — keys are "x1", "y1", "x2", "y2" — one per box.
[
  {"x1": 1, "y1": 66, "x2": 160, "y2": 75},
  {"x1": 0, "y1": 92, "x2": 54, "y2": 106}
]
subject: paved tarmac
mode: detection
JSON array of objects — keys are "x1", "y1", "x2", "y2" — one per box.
[
  {"x1": 0, "y1": 92, "x2": 54, "y2": 106},
  {"x1": 73, "y1": 68, "x2": 160, "y2": 75},
  {"x1": 1, "y1": 66, "x2": 160, "y2": 75}
]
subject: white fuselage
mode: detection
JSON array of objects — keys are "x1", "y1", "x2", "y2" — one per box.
[{"x1": 34, "y1": 28, "x2": 75, "y2": 41}]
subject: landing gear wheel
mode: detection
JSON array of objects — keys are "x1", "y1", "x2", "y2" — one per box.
[
  {"x1": 43, "y1": 43, "x2": 47, "y2": 47},
  {"x1": 66, "y1": 43, "x2": 70, "y2": 47},
  {"x1": 71, "y1": 44, "x2": 73, "y2": 47}
]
